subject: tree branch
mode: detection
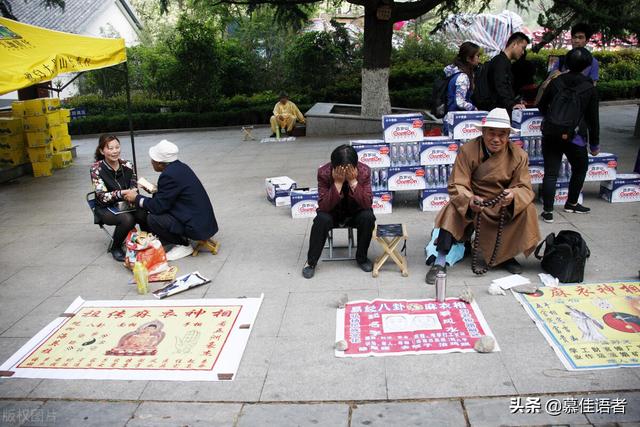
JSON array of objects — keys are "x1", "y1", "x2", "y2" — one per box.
[
  {"x1": 208, "y1": 0, "x2": 321, "y2": 5},
  {"x1": 0, "y1": 1, "x2": 18, "y2": 20},
  {"x1": 393, "y1": 0, "x2": 442, "y2": 22}
]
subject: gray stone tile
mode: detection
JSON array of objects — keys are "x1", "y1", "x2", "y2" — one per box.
[
  {"x1": 583, "y1": 392, "x2": 640, "y2": 424},
  {"x1": 0, "y1": 338, "x2": 43, "y2": 398},
  {"x1": 261, "y1": 338, "x2": 387, "y2": 401},
  {"x1": 1, "y1": 296, "x2": 76, "y2": 338},
  {"x1": 38, "y1": 400, "x2": 138, "y2": 427},
  {"x1": 237, "y1": 403, "x2": 349, "y2": 427},
  {"x1": 0, "y1": 400, "x2": 46, "y2": 427},
  {"x1": 464, "y1": 396, "x2": 589, "y2": 426},
  {"x1": 29, "y1": 379, "x2": 147, "y2": 400},
  {"x1": 351, "y1": 401, "x2": 466, "y2": 427},
  {"x1": 129, "y1": 402, "x2": 242, "y2": 426},
  {"x1": 52, "y1": 264, "x2": 131, "y2": 299}
]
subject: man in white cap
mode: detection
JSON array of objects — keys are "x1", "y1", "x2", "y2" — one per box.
[
  {"x1": 123, "y1": 140, "x2": 218, "y2": 260},
  {"x1": 425, "y1": 108, "x2": 541, "y2": 284}
]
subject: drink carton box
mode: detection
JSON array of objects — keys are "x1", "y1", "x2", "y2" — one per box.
[
  {"x1": 599, "y1": 173, "x2": 640, "y2": 203},
  {"x1": 512, "y1": 108, "x2": 543, "y2": 137},
  {"x1": 527, "y1": 158, "x2": 545, "y2": 184},
  {"x1": 538, "y1": 183, "x2": 583, "y2": 206},
  {"x1": 585, "y1": 153, "x2": 617, "y2": 182},
  {"x1": 290, "y1": 188, "x2": 319, "y2": 219},
  {"x1": 420, "y1": 137, "x2": 458, "y2": 165},
  {"x1": 419, "y1": 188, "x2": 450, "y2": 212},
  {"x1": 0, "y1": 117, "x2": 23, "y2": 135},
  {"x1": 351, "y1": 140, "x2": 390, "y2": 168},
  {"x1": 388, "y1": 166, "x2": 426, "y2": 191},
  {"x1": 444, "y1": 111, "x2": 487, "y2": 140},
  {"x1": 265, "y1": 176, "x2": 297, "y2": 206},
  {"x1": 372, "y1": 191, "x2": 393, "y2": 215},
  {"x1": 382, "y1": 113, "x2": 424, "y2": 143}
]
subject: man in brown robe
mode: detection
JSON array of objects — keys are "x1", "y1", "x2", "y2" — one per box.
[{"x1": 426, "y1": 108, "x2": 541, "y2": 284}]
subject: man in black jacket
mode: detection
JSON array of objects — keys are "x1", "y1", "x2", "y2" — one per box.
[
  {"x1": 486, "y1": 32, "x2": 529, "y2": 115},
  {"x1": 537, "y1": 48, "x2": 600, "y2": 223},
  {"x1": 124, "y1": 140, "x2": 219, "y2": 260}
]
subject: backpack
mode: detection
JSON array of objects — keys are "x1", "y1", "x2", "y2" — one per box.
[
  {"x1": 471, "y1": 62, "x2": 493, "y2": 111},
  {"x1": 430, "y1": 72, "x2": 461, "y2": 118},
  {"x1": 534, "y1": 230, "x2": 590, "y2": 283},
  {"x1": 541, "y1": 78, "x2": 593, "y2": 140}
]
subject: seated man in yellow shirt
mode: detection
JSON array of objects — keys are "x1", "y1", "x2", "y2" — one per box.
[{"x1": 270, "y1": 92, "x2": 305, "y2": 137}]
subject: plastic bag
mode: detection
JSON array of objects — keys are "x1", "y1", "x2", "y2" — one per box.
[{"x1": 124, "y1": 230, "x2": 169, "y2": 275}]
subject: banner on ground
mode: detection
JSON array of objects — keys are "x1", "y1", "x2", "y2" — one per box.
[
  {"x1": 0, "y1": 295, "x2": 263, "y2": 381},
  {"x1": 515, "y1": 282, "x2": 640, "y2": 370},
  {"x1": 335, "y1": 297, "x2": 499, "y2": 357}
]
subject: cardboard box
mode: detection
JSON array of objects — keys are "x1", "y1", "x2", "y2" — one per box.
[
  {"x1": 420, "y1": 188, "x2": 450, "y2": 212},
  {"x1": 32, "y1": 159, "x2": 53, "y2": 177},
  {"x1": 58, "y1": 108, "x2": 71, "y2": 123},
  {"x1": 0, "y1": 149, "x2": 29, "y2": 168},
  {"x1": 290, "y1": 188, "x2": 319, "y2": 219},
  {"x1": 382, "y1": 113, "x2": 424, "y2": 143},
  {"x1": 265, "y1": 176, "x2": 297, "y2": 207},
  {"x1": 371, "y1": 167, "x2": 389, "y2": 191},
  {"x1": 52, "y1": 151, "x2": 73, "y2": 169},
  {"x1": 22, "y1": 98, "x2": 60, "y2": 117},
  {"x1": 27, "y1": 145, "x2": 53, "y2": 163},
  {"x1": 444, "y1": 111, "x2": 487, "y2": 140},
  {"x1": 351, "y1": 140, "x2": 390, "y2": 168},
  {"x1": 538, "y1": 183, "x2": 583, "y2": 206},
  {"x1": 585, "y1": 153, "x2": 617, "y2": 182},
  {"x1": 599, "y1": 173, "x2": 640, "y2": 203},
  {"x1": 372, "y1": 191, "x2": 393, "y2": 215},
  {"x1": 420, "y1": 137, "x2": 458, "y2": 165},
  {"x1": 512, "y1": 108, "x2": 543, "y2": 137},
  {"x1": 0, "y1": 133, "x2": 25, "y2": 151},
  {"x1": 49, "y1": 124, "x2": 69, "y2": 140},
  {"x1": 52, "y1": 135, "x2": 72, "y2": 152},
  {"x1": 528, "y1": 158, "x2": 545, "y2": 184},
  {"x1": 388, "y1": 166, "x2": 426, "y2": 191},
  {"x1": 0, "y1": 117, "x2": 24, "y2": 135},
  {"x1": 389, "y1": 141, "x2": 421, "y2": 167},
  {"x1": 23, "y1": 112, "x2": 60, "y2": 132},
  {"x1": 11, "y1": 101, "x2": 25, "y2": 117},
  {"x1": 26, "y1": 131, "x2": 52, "y2": 148}
]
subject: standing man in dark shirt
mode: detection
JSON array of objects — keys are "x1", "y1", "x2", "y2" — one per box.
[
  {"x1": 537, "y1": 48, "x2": 600, "y2": 223},
  {"x1": 302, "y1": 145, "x2": 376, "y2": 279},
  {"x1": 487, "y1": 32, "x2": 529, "y2": 115}
]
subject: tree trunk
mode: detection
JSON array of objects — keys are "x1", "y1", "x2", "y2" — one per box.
[{"x1": 361, "y1": 3, "x2": 394, "y2": 118}]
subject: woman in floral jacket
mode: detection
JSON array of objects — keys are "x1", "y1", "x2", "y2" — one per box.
[{"x1": 90, "y1": 135, "x2": 147, "y2": 261}]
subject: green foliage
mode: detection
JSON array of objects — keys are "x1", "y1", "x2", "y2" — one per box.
[
  {"x1": 597, "y1": 80, "x2": 640, "y2": 100},
  {"x1": 600, "y1": 62, "x2": 640, "y2": 81},
  {"x1": 392, "y1": 37, "x2": 455, "y2": 65}
]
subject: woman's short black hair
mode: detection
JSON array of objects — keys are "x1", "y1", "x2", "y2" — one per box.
[
  {"x1": 565, "y1": 47, "x2": 593, "y2": 73},
  {"x1": 330, "y1": 144, "x2": 358, "y2": 168}
]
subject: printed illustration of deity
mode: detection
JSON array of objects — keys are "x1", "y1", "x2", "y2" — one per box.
[{"x1": 106, "y1": 320, "x2": 165, "y2": 356}]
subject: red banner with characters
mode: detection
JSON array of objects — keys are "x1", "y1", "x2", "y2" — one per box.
[{"x1": 335, "y1": 297, "x2": 499, "y2": 357}]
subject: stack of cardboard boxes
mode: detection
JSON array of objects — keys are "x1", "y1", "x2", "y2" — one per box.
[
  {"x1": 9, "y1": 98, "x2": 72, "y2": 177},
  {"x1": 0, "y1": 116, "x2": 28, "y2": 170}
]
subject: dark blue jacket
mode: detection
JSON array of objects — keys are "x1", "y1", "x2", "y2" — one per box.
[{"x1": 136, "y1": 160, "x2": 218, "y2": 240}]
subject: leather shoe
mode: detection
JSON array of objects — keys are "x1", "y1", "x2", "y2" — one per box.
[
  {"x1": 302, "y1": 262, "x2": 315, "y2": 279},
  {"x1": 357, "y1": 259, "x2": 373, "y2": 272},
  {"x1": 499, "y1": 258, "x2": 523, "y2": 274},
  {"x1": 426, "y1": 264, "x2": 446, "y2": 285},
  {"x1": 111, "y1": 247, "x2": 125, "y2": 262}
]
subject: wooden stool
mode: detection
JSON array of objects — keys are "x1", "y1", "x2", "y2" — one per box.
[
  {"x1": 241, "y1": 126, "x2": 255, "y2": 141},
  {"x1": 192, "y1": 238, "x2": 220, "y2": 256},
  {"x1": 372, "y1": 224, "x2": 408, "y2": 277}
]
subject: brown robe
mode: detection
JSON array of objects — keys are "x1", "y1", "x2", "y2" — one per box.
[{"x1": 435, "y1": 137, "x2": 541, "y2": 265}]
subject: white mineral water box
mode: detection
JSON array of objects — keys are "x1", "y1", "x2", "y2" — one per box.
[
  {"x1": 372, "y1": 191, "x2": 393, "y2": 215},
  {"x1": 444, "y1": 111, "x2": 487, "y2": 140},
  {"x1": 419, "y1": 188, "x2": 450, "y2": 212},
  {"x1": 538, "y1": 183, "x2": 583, "y2": 206},
  {"x1": 265, "y1": 176, "x2": 297, "y2": 206},
  {"x1": 527, "y1": 158, "x2": 545, "y2": 184},
  {"x1": 599, "y1": 173, "x2": 640, "y2": 203},
  {"x1": 387, "y1": 166, "x2": 426, "y2": 191},
  {"x1": 420, "y1": 137, "x2": 458, "y2": 166},
  {"x1": 382, "y1": 113, "x2": 424, "y2": 143},
  {"x1": 290, "y1": 188, "x2": 318, "y2": 219},
  {"x1": 351, "y1": 140, "x2": 390, "y2": 168},
  {"x1": 585, "y1": 153, "x2": 617, "y2": 182},
  {"x1": 512, "y1": 108, "x2": 543, "y2": 137}
]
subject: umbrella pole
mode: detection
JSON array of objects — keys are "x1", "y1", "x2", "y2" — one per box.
[{"x1": 124, "y1": 61, "x2": 137, "y2": 174}]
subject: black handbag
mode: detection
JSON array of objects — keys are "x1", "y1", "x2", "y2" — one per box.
[{"x1": 534, "y1": 230, "x2": 590, "y2": 283}]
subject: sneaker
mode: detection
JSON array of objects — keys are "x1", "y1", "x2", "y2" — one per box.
[
  {"x1": 425, "y1": 264, "x2": 446, "y2": 285},
  {"x1": 498, "y1": 258, "x2": 523, "y2": 274},
  {"x1": 541, "y1": 211, "x2": 554, "y2": 223},
  {"x1": 270, "y1": 133, "x2": 276, "y2": 138},
  {"x1": 564, "y1": 203, "x2": 590, "y2": 214},
  {"x1": 357, "y1": 259, "x2": 373, "y2": 273},
  {"x1": 111, "y1": 247, "x2": 125, "y2": 262},
  {"x1": 302, "y1": 262, "x2": 315, "y2": 279},
  {"x1": 166, "y1": 244, "x2": 194, "y2": 261}
]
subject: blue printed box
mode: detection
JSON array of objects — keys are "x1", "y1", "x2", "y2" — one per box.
[
  {"x1": 290, "y1": 188, "x2": 318, "y2": 219},
  {"x1": 351, "y1": 139, "x2": 390, "y2": 168},
  {"x1": 382, "y1": 113, "x2": 424, "y2": 143},
  {"x1": 512, "y1": 108, "x2": 543, "y2": 137}
]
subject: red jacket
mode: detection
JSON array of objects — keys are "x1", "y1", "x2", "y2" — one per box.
[{"x1": 317, "y1": 162, "x2": 372, "y2": 216}]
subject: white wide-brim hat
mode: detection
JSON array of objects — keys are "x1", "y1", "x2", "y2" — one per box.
[
  {"x1": 474, "y1": 108, "x2": 520, "y2": 134},
  {"x1": 149, "y1": 139, "x2": 179, "y2": 163}
]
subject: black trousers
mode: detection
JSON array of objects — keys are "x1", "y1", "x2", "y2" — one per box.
[
  {"x1": 96, "y1": 207, "x2": 148, "y2": 249},
  {"x1": 147, "y1": 213, "x2": 189, "y2": 246},
  {"x1": 541, "y1": 135, "x2": 588, "y2": 212},
  {"x1": 307, "y1": 209, "x2": 376, "y2": 265}
]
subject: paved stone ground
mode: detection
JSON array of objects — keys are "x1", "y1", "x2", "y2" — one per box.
[{"x1": 0, "y1": 105, "x2": 638, "y2": 426}]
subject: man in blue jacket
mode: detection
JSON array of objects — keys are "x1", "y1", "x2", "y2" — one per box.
[{"x1": 124, "y1": 140, "x2": 218, "y2": 260}]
